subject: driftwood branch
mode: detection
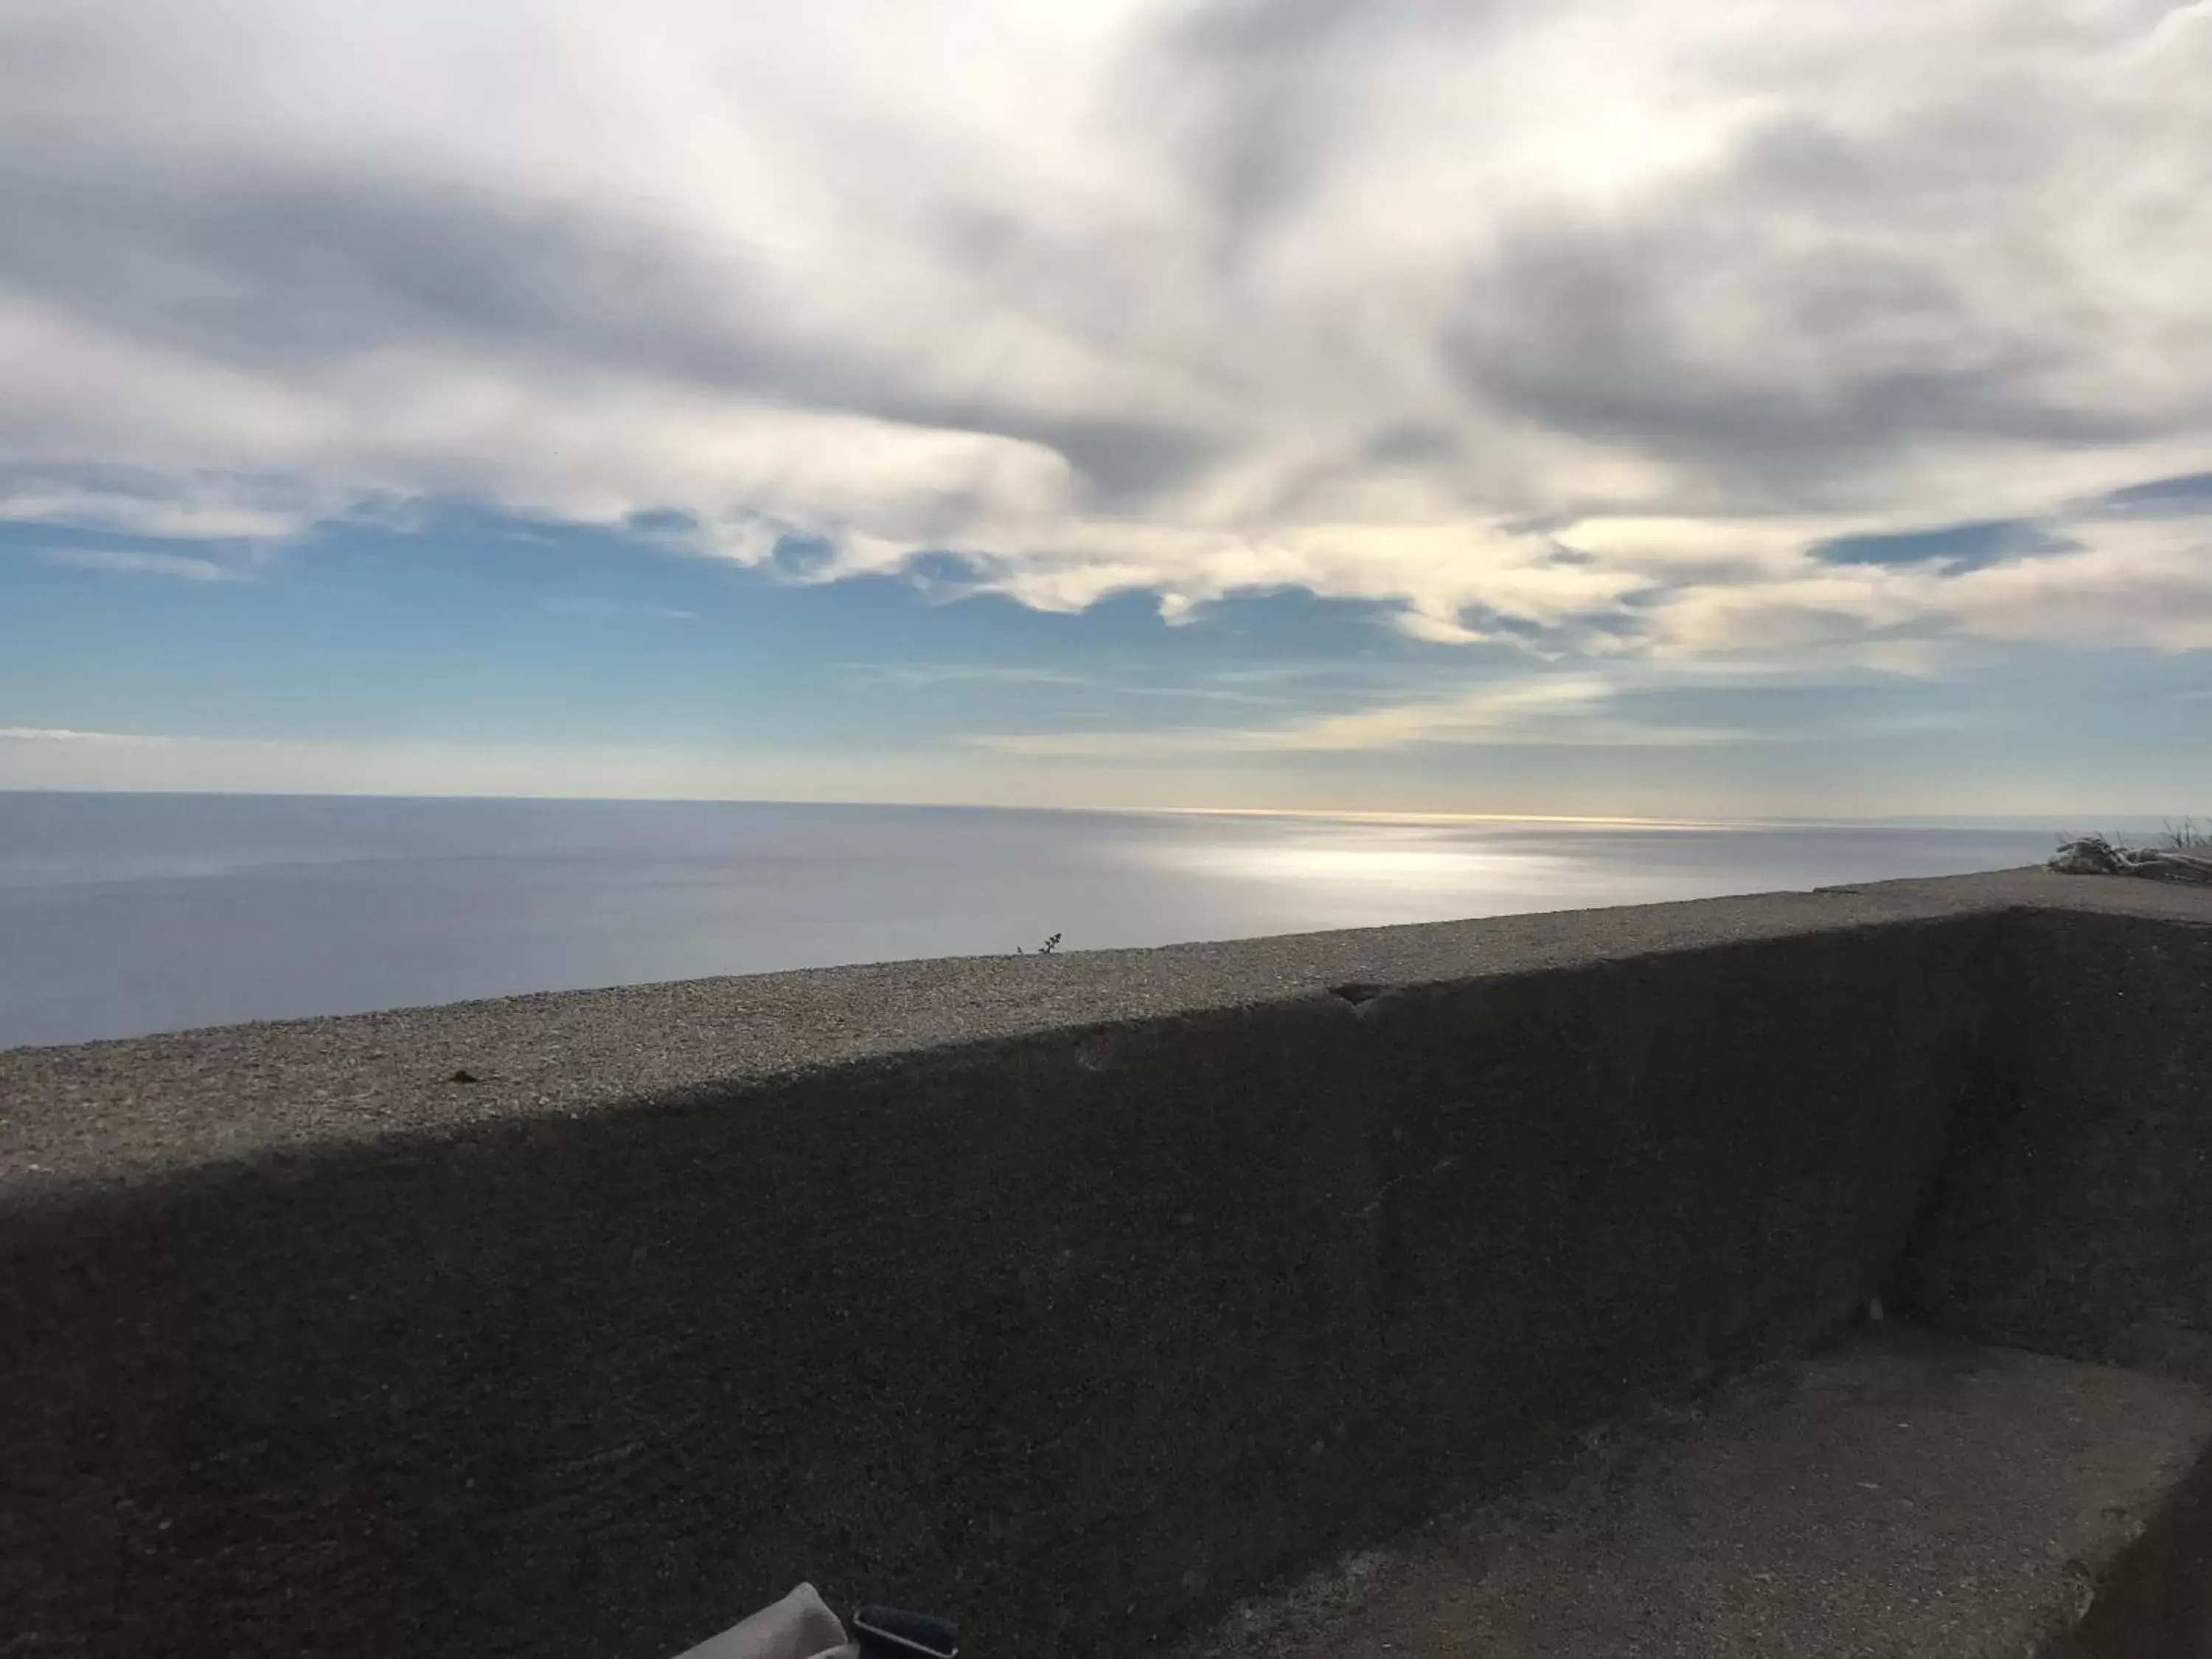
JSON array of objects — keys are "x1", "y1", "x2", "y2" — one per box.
[{"x1": 2049, "y1": 835, "x2": 2212, "y2": 885}]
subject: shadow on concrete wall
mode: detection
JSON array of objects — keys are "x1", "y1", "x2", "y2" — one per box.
[{"x1": 18, "y1": 906, "x2": 2208, "y2": 1658}]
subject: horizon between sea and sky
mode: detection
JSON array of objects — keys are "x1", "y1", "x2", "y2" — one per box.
[
  {"x1": 0, "y1": 790, "x2": 2096, "y2": 1046},
  {"x1": 2, "y1": 0, "x2": 2209, "y2": 821}
]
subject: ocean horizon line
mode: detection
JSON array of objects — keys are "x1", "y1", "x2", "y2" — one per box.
[{"x1": 0, "y1": 784, "x2": 2134, "y2": 836}]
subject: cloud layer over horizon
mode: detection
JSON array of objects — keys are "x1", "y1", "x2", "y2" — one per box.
[
  {"x1": 2, "y1": 0, "x2": 2211, "y2": 819},
  {"x1": 5, "y1": 0, "x2": 2210, "y2": 655}
]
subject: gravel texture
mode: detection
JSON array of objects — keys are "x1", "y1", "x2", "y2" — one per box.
[{"x1": 6, "y1": 866, "x2": 2208, "y2": 1195}]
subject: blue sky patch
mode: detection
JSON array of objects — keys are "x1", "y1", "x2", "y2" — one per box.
[
  {"x1": 1809, "y1": 519, "x2": 2076, "y2": 574},
  {"x1": 2087, "y1": 471, "x2": 2212, "y2": 518}
]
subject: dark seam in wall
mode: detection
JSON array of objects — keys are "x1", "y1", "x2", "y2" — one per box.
[{"x1": 1878, "y1": 905, "x2": 2031, "y2": 1317}]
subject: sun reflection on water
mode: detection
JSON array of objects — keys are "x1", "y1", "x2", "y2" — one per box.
[{"x1": 1113, "y1": 821, "x2": 1602, "y2": 926}]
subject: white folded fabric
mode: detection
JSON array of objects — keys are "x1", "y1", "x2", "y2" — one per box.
[{"x1": 670, "y1": 1582, "x2": 857, "y2": 1659}]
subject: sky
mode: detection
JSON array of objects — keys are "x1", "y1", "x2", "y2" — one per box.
[{"x1": 1, "y1": 0, "x2": 2208, "y2": 818}]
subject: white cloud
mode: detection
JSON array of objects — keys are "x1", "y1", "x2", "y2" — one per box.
[
  {"x1": 0, "y1": 473, "x2": 318, "y2": 543},
  {"x1": 1, "y1": 706, "x2": 2199, "y2": 817},
  {"x1": 37, "y1": 546, "x2": 245, "y2": 582},
  {"x1": 832, "y1": 660, "x2": 1293, "y2": 705},
  {"x1": 972, "y1": 669, "x2": 1749, "y2": 757},
  {"x1": 0, "y1": 725, "x2": 1283, "y2": 810},
  {"x1": 0, "y1": 0, "x2": 2208, "y2": 661},
  {"x1": 1624, "y1": 514, "x2": 2212, "y2": 658},
  {"x1": 0, "y1": 726, "x2": 944, "y2": 798},
  {"x1": 0, "y1": 725, "x2": 178, "y2": 745},
  {"x1": 541, "y1": 597, "x2": 695, "y2": 619},
  {"x1": 1942, "y1": 518, "x2": 2212, "y2": 650},
  {"x1": 833, "y1": 661, "x2": 1093, "y2": 689}
]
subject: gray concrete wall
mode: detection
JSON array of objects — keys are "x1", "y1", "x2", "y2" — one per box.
[
  {"x1": 3, "y1": 871, "x2": 2208, "y2": 1658},
  {"x1": 1893, "y1": 908, "x2": 2212, "y2": 1384},
  {"x1": 1889, "y1": 905, "x2": 2212, "y2": 1659}
]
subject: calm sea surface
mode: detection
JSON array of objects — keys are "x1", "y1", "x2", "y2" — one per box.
[{"x1": 0, "y1": 792, "x2": 2069, "y2": 1049}]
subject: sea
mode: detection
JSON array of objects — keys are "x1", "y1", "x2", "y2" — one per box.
[{"x1": 0, "y1": 791, "x2": 2076, "y2": 1050}]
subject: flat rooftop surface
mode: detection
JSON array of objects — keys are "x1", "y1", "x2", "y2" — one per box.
[
  {"x1": 1175, "y1": 1328, "x2": 2212, "y2": 1659},
  {"x1": 5, "y1": 866, "x2": 2211, "y2": 1194}
]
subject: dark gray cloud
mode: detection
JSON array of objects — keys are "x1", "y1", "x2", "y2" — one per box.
[
  {"x1": 1154, "y1": 0, "x2": 1369, "y2": 256},
  {"x1": 1442, "y1": 131, "x2": 2162, "y2": 513},
  {"x1": 1140, "y1": 0, "x2": 1503, "y2": 264},
  {"x1": 885, "y1": 405, "x2": 1222, "y2": 509},
  {"x1": 0, "y1": 150, "x2": 1219, "y2": 511},
  {"x1": 0, "y1": 154, "x2": 785, "y2": 389}
]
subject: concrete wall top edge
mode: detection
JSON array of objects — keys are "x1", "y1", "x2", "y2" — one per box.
[{"x1": 4, "y1": 867, "x2": 2208, "y2": 1194}]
